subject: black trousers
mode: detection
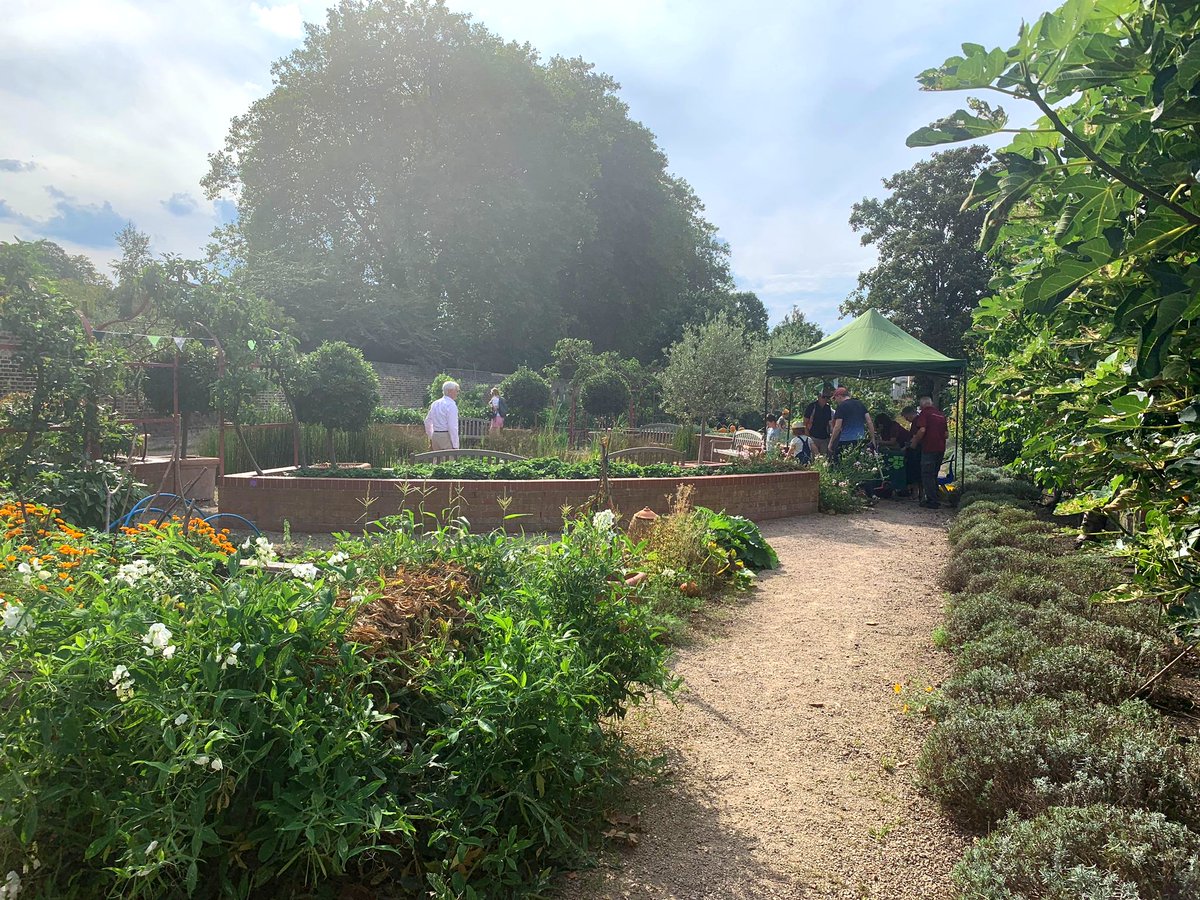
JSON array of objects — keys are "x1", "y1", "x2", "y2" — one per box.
[{"x1": 921, "y1": 451, "x2": 945, "y2": 505}]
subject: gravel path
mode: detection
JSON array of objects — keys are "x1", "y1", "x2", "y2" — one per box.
[{"x1": 564, "y1": 502, "x2": 968, "y2": 900}]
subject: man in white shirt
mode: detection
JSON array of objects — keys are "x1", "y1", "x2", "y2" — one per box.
[{"x1": 424, "y1": 380, "x2": 460, "y2": 450}]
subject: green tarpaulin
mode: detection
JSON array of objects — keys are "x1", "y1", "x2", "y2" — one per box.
[{"x1": 766, "y1": 309, "x2": 965, "y2": 380}]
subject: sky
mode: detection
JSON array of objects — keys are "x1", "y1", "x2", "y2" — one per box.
[{"x1": 1, "y1": 0, "x2": 1057, "y2": 333}]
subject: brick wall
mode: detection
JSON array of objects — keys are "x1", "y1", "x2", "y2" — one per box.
[
  {"x1": 219, "y1": 469, "x2": 820, "y2": 533},
  {"x1": 0, "y1": 333, "x2": 36, "y2": 395}
]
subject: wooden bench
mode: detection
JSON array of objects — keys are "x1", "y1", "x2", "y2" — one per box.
[
  {"x1": 412, "y1": 448, "x2": 529, "y2": 464},
  {"x1": 459, "y1": 417, "x2": 490, "y2": 445},
  {"x1": 637, "y1": 422, "x2": 681, "y2": 446},
  {"x1": 608, "y1": 446, "x2": 686, "y2": 464},
  {"x1": 713, "y1": 429, "x2": 764, "y2": 460}
]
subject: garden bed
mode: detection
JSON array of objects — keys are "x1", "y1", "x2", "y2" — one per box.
[{"x1": 219, "y1": 466, "x2": 819, "y2": 532}]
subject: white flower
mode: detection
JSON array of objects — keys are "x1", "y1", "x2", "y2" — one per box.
[
  {"x1": 209, "y1": 757, "x2": 223, "y2": 772},
  {"x1": 591, "y1": 509, "x2": 616, "y2": 532},
  {"x1": 659, "y1": 568, "x2": 678, "y2": 580},
  {"x1": 16, "y1": 559, "x2": 50, "y2": 585},
  {"x1": 2, "y1": 603, "x2": 32, "y2": 635},
  {"x1": 290, "y1": 562, "x2": 319, "y2": 582},
  {"x1": 115, "y1": 560, "x2": 160, "y2": 586},
  {"x1": 193, "y1": 755, "x2": 210, "y2": 767},
  {"x1": 219, "y1": 642, "x2": 241, "y2": 670},
  {"x1": 328, "y1": 551, "x2": 348, "y2": 566},
  {"x1": 109, "y1": 665, "x2": 135, "y2": 701},
  {"x1": 141, "y1": 623, "x2": 175, "y2": 659},
  {"x1": 19, "y1": 846, "x2": 39, "y2": 876},
  {"x1": 145, "y1": 840, "x2": 159, "y2": 855},
  {"x1": 0, "y1": 869, "x2": 20, "y2": 899},
  {"x1": 174, "y1": 712, "x2": 189, "y2": 726},
  {"x1": 240, "y1": 536, "x2": 276, "y2": 566}
]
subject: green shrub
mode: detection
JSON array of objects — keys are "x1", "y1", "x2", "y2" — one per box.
[
  {"x1": 1046, "y1": 552, "x2": 1122, "y2": 597},
  {"x1": 0, "y1": 501, "x2": 677, "y2": 897},
  {"x1": 428, "y1": 372, "x2": 453, "y2": 405},
  {"x1": 370, "y1": 406, "x2": 425, "y2": 425},
  {"x1": 947, "y1": 505, "x2": 1043, "y2": 543},
  {"x1": 918, "y1": 698, "x2": 1200, "y2": 829},
  {"x1": 19, "y1": 459, "x2": 145, "y2": 531},
  {"x1": 293, "y1": 341, "x2": 381, "y2": 435},
  {"x1": 942, "y1": 548, "x2": 1120, "y2": 597},
  {"x1": 982, "y1": 572, "x2": 1086, "y2": 612},
  {"x1": 941, "y1": 548, "x2": 1055, "y2": 593},
  {"x1": 948, "y1": 519, "x2": 1066, "y2": 554},
  {"x1": 579, "y1": 370, "x2": 630, "y2": 424},
  {"x1": 952, "y1": 499, "x2": 1025, "y2": 519},
  {"x1": 944, "y1": 593, "x2": 1045, "y2": 648},
  {"x1": 953, "y1": 620, "x2": 1054, "y2": 673},
  {"x1": 953, "y1": 805, "x2": 1200, "y2": 899},
  {"x1": 953, "y1": 609, "x2": 1167, "y2": 676},
  {"x1": 956, "y1": 491, "x2": 1034, "y2": 510},
  {"x1": 0, "y1": 556, "x2": 404, "y2": 897},
  {"x1": 930, "y1": 646, "x2": 1147, "y2": 719},
  {"x1": 813, "y1": 458, "x2": 866, "y2": 513},
  {"x1": 960, "y1": 478, "x2": 1042, "y2": 501},
  {"x1": 499, "y1": 366, "x2": 552, "y2": 428}
]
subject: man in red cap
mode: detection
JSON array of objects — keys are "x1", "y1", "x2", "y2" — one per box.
[{"x1": 910, "y1": 395, "x2": 948, "y2": 508}]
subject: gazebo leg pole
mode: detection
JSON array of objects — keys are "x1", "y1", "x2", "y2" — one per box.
[
  {"x1": 763, "y1": 377, "x2": 769, "y2": 424},
  {"x1": 960, "y1": 367, "x2": 968, "y2": 490}
]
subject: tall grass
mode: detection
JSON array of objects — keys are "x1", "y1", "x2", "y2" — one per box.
[{"x1": 195, "y1": 423, "x2": 428, "y2": 472}]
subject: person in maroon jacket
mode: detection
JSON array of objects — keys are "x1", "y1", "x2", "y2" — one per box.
[{"x1": 910, "y1": 395, "x2": 948, "y2": 508}]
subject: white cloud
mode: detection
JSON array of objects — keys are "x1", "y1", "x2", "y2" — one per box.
[
  {"x1": 1, "y1": 0, "x2": 1053, "y2": 307},
  {"x1": 250, "y1": 3, "x2": 305, "y2": 40}
]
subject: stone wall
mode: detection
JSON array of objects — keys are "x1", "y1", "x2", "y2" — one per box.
[{"x1": 219, "y1": 468, "x2": 820, "y2": 533}]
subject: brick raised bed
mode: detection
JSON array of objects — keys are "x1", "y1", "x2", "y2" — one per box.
[{"x1": 219, "y1": 468, "x2": 819, "y2": 533}]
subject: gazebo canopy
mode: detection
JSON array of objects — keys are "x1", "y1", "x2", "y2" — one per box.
[{"x1": 766, "y1": 308, "x2": 965, "y2": 380}]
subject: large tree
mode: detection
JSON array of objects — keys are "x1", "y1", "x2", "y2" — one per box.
[
  {"x1": 769, "y1": 305, "x2": 823, "y2": 354},
  {"x1": 204, "y1": 0, "x2": 732, "y2": 369},
  {"x1": 843, "y1": 145, "x2": 993, "y2": 376}
]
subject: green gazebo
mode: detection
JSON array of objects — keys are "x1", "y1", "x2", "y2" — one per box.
[{"x1": 765, "y1": 309, "x2": 967, "y2": 482}]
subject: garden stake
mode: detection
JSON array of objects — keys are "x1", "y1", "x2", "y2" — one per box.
[{"x1": 1129, "y1": 641, "x2": 1198, "y2": 699}]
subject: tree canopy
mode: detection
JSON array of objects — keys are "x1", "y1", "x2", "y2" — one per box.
[
  {"x1": 659, "y1": 313, "x2": 760, "y2": 432},
  {"x1": 204, "y1": 0, "x2": 735, "y2": 369},
  {"x1": 843, "y1": 145, "x2": 993, "y2": 369}
]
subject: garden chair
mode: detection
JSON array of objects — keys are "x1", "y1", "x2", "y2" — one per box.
[
  {"x1": 608, "y1": 446, "x2": 686, "y2": 465},
  {"x1": 412, "y1": 448, "x2": 529, "y2": 464},
  {"x1": 713, "y1": 429, "x2": 764, "y2": 460}
]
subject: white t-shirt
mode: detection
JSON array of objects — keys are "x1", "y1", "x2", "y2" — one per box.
[
  {"x1": 788, "y1": 435, "x2": 812, "y2": 458},
  {"x1": 490, "y1": 395, "x2": 501, "y2": 413}
]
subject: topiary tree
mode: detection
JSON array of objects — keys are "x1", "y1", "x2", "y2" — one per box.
[
  {"x1": 580, "y1": 370, "x2": 630, "y2": 427},
  {"x1": 293, "y1": 341, "x2": 380, "y2": 464},
  {"x1": 660, "y1": 312, "x2": 761, "y2": 460},
  {"x1": 141, "y1": 340, "x2": 218, "y2": 457},
  {"x1": 498, "y1": 366, "x2": 550, "y2": 428}
]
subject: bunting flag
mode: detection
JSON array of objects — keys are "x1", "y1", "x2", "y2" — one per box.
[
  {"x1": 246, "y1": 339, "x2": 257, "y2": 350},
  {"x1": 173, "y1": 337, "x2": 187, "y2": 351},
  {"x1": 146, "y1": 335, "x2": 162, "y2": 348}
]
